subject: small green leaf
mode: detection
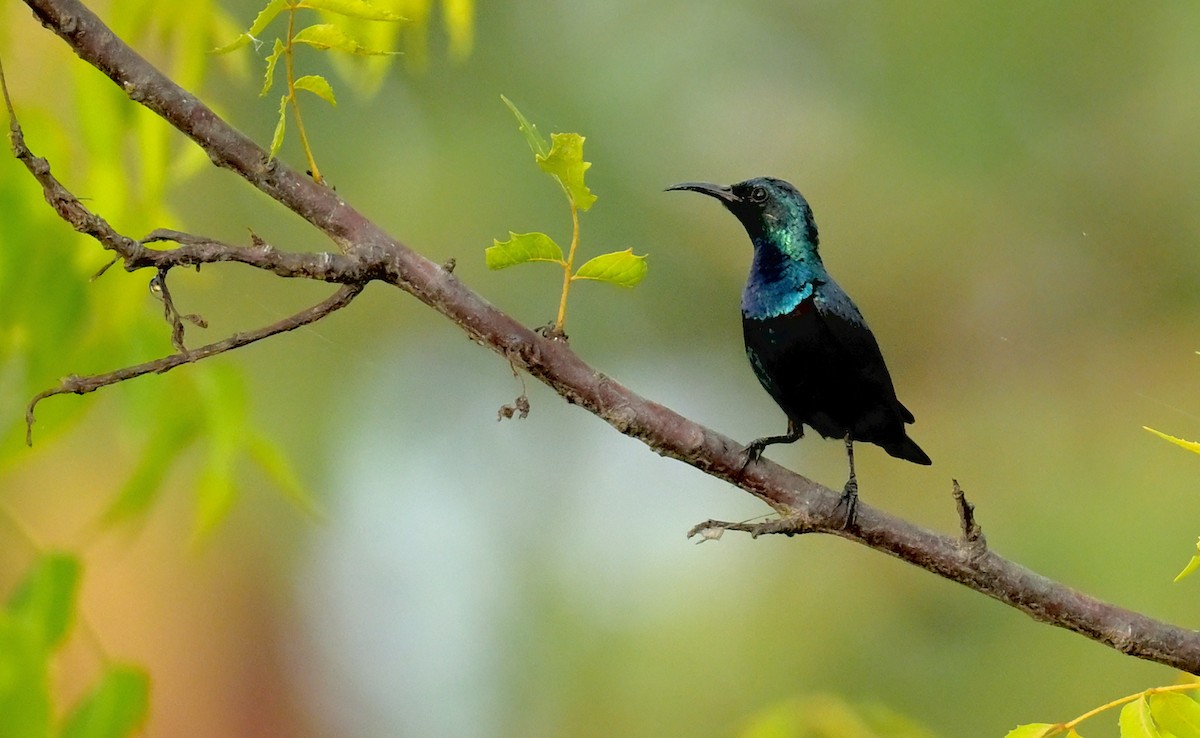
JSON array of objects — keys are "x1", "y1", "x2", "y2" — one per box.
[
  {"x1": 60, "y1": 665, "x2": 150, "y2": 738},
  {"x1": 294, "y1": 75, "x2": 337, "y2": 105},
  {"x1": 298, "y1": 0, "x2": 404, "y2": 20},
  {"x1": 6, "y1": 552, "x2": 79, "y2": 652},
  {"x1": 293, "y1": 24, "x2": 399, "y2": 55},
  {"x1": 1176, "y1": 539, "x2": 1200, "y2": 582},
  {"x1": 270, "y1": 94, "x2": 288, "y2": 159},
  {"x1": 537, "y1": 132, "x2": 597, "y2": 211},
  {"x1": 1145, "y1": 426, "x2": 1200, "y2": 455},
  {"x1": 573, "y1": 249, "x2": 648, "y2": 288},
  {"x1": 1120, "y1": 697, "x2": 1170, "y2": 738},
  {"x1": 246, "y1": 432, "x2": 322, "y2": 519},
  {"x1": 1003, "y1": 724, "x2": 1059, "y2": 738},
  {"x1": 1151, "y1": 692, "x2": 1200, "y2": 738},
  {"x1": 261, "y1": 39, "x2": 286, "y2": 97},
  {"x1": 213, "y1": 0, "x2": 288, "y2": 53},
  {"x1": 501, "y1": 95, "x2": 549, "y2": 158},
  {"x1": 486, "y1": 232, "x2": 564, "y2": 270}
]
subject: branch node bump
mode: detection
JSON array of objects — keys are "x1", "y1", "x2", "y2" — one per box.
[{"x1": 952, "y1": 479, "x2": 987, "y2": 556}]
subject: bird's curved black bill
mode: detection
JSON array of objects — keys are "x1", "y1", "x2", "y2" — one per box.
[{"x1": 665, "y1": 181, "x2": 738, "y2": 203}]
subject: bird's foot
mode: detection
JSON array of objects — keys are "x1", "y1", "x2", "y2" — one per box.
[
  {"x1": 835, "y1": 478, "x2": 859, "y2": 529},
  {"x1": 739, "y1": 439, "x2": 768, "y2": 471}
]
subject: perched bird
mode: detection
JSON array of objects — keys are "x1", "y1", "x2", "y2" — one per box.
[{"x1": 667, "y1": 177, "x2": 930, "y2": 525}]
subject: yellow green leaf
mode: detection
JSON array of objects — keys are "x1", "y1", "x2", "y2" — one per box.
[
  {"x1": 212, "y1": 0, "x2": 288, "y2": 53},
  {"x1": 573, "y1": 249, "x2": 648, "y2": 288},
  {"x1": 486, "y1": 232, "x2": 564, "y2": 270},
  {"x1": 294, "y1": 74, "x2": 337, "y2": 105},
  {"x1": 261, "y1": 39, "x2": 286, "y2": 96},
  {"x1": 1177, "y1": 539, "x2": 1200, "y2": 582},
  {"x1": 270, "y1": 94, "x2": 288, "y2": 158},
  {"x1": 537, "y1": 132, "x2": 597, "y2": 211},
  {"x1": 298, "y1": 0, "x2": 403, "y2": 20},
  {"x1": 293, "y1": 23, "x2": 399, "y2": 55},
  {"x1": 501, "y1": 95, "x2": 549, "y2": 158},
  {"x1": 1120, "y1": 697, "x2": 1169, "y2": 738},
  {"x1": 1150, "y1": 692, "x2": 1200, "y2": 738},
  {"x1": 1145, "y1": 426, "x2": 1200, "y2": 455}
]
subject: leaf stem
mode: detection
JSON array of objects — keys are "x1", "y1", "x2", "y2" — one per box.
[
  {"x1": 284, "y1": 2, "x2": 321, "y2": 183},
  {"x1": 554, "y1": 197, "x2": 580, "y2": 332}
]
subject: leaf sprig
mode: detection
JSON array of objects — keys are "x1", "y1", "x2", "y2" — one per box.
[
  {"x1": 1007, "y1": 683, "x2": 1200, "y2": 738},
  {"x1": 214, "y1": 0, "x2": 403, "y2": 183},
  {"x1": 486, "y1": 96, "x2": 648, "y2": 337}
]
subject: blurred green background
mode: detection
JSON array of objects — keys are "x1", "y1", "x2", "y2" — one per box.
[{"x1": 2, "y1": 1, "x2": 1200, "y2": 736}]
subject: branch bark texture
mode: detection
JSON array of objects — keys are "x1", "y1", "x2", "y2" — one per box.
[{"x1": 16, "y1": 0, "x2": 1200, "y2": 675}]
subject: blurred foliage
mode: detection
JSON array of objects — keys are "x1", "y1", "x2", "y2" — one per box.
[
  {"x1": 214, "y1": 0, "x2": 405, "y2": 181},
  {"x1": 0, "y1": 0, "x2": 472, "y2": 733},
  {"x1": 739, "y1": 694, "x2": 936, "y2": 738},
  {"x1": 0, "y1": 551, "x2": 150, "y2": 738}
]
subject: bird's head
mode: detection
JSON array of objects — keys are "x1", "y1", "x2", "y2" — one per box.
[{"x1": 666, "y1": 177, "x2": 820, "y2": 258}]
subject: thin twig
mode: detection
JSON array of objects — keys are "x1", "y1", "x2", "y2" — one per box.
[{"x1": 25, "y1": 284, "x2": 364, "y2": 445}]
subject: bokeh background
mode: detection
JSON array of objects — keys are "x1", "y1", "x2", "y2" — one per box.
[{"x1": 2, "y1": 1, "x2": 1200, "y2": 736}]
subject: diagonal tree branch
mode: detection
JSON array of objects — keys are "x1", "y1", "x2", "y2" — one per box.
[{"x1": 14, "y1": 0, "x2": 1200, "y2": 675}]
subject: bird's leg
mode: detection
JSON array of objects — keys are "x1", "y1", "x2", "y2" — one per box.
[
  {"x1": 741, "y1": 419, "x2": 803, "y2": 470},
  {"x1": 835, "y1": 434, "x2": 859, "y2": 528}
]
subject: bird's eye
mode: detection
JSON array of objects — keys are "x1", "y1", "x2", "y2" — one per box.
[{"x1": 749, "y1": 186, "x2": 768, "y2": 203}]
